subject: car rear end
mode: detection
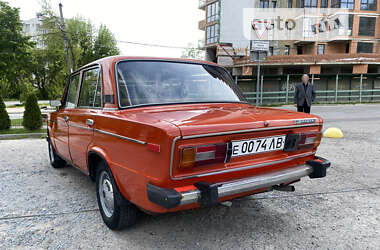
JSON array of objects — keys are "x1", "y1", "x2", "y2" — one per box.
[
  {"x1": 147, "y1": 114, "x2": 330, "y2": 211},
  {"x1": 113, "y1": 58, "x2": 330, "y2": 213}
]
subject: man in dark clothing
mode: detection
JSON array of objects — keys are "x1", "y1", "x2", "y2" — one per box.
[{"x1": 294, "y1": 74, "x2": 316, "y2": 114}]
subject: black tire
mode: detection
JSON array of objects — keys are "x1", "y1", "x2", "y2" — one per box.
[
  {"x1": 96, "y1": 161, "x2": 139, "y2": 230},
  {"x1": 48, "y1": 138, "x2": 66, "y2": 168}
]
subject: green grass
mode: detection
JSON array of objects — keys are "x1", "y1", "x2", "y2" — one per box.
[{"x1": 0, "y1": 128, "x2": 46, "y2": 135}]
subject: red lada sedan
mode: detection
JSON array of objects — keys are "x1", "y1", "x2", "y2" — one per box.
[{"x1": 47, "y1": 56, "x2": 330, "y2": 230}]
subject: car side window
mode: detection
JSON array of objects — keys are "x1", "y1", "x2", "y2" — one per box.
[
  {"x1": 117, "y1": 71, "x2": 131, "y2": 107},
  {"x1": 94, "y1": 71, "x2": 102, "y2": 107},
  {"x1": 78, "y1": 68, "x2": 102, "y2": 108},
  {"x1": 66, "y1": 74, "x2": 80, "y2": 109}
]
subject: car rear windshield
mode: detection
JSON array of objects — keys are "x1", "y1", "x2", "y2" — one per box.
[{"x1": 116, "y1": 61, "x2": 246, "y2": 107}]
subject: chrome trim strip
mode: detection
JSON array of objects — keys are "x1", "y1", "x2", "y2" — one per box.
[
  {"x1": 102, "y1": 108, "x2": 118, "y2": 111},
  {"x1": 179, "y1": 164, "x2": 313, "y2": 206},
  {"x1": 169, "y1": 123, "x2": 321, "y2": 180},
  {"x1": 170, "y1": 136, "x2": 182, "y2": 180},
  {"x1": 182, "y1": 124, "x2": 321, "y2": 140},
  {"x1": 173, "y1": 151, "x2": 315, "y2": 180},
  {"x1": 94, "y1": 128, "x2": 146, "y2": 145},
  {"x1": 69, "y1": 123, "x2": 93, "y2": 131}
]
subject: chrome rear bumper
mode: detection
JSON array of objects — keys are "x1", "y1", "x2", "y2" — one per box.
[
  {"x1": 146, "y1": 156, "x2": 330, "y2": 209},
  {"x1": 179, "y1": 164, "x2": 313, "y2": 206}
]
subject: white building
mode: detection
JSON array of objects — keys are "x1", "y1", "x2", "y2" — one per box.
[{"x1": 22, "y1": 13, "x2": 46, "y2": 48}]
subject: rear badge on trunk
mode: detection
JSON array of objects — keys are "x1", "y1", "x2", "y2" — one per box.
[
  {"x1": 294, "y1": 118, "x2": 317, "y2": 125},
  {"x1": 264, "y1": 121, "x2": 269, "y2": 127}
]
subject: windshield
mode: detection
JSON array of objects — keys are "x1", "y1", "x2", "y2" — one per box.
[{"x1": 116, "y1": 61, "x2": 246, "y2": 107}]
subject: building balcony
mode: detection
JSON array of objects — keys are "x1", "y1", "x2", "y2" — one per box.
[
  {"x1": 198, "y1": 19, "x2": 206, "y2": 31},
  {"x1": 199, "y1": 0, "x2": 207, "y2": 10},
  {"x1": 233, "y1": 54, "x2": 380, "y2": 66},
  {"x1": 199, "y1": 0, "x2": 218, "y2": 10}
]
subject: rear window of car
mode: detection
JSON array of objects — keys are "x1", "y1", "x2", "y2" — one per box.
[{"x1": 116, "y1": 61, "x2": 246, "y2": 108}]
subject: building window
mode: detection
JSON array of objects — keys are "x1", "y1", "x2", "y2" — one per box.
[
  {"x1": 260, "y1": 0, "x2": 270, "y2": 8},
  {"x1": 297, "y1": 46, "x2": 303, "y2": 54},
  {"x1": 321, "y1": 0, "x2": 328, "y2": 7},
  {"x1": 271, "y1": 0, "x2": 277, "y2": 7},
  {"x1": 348, "y1": 14, "x2": 353, "y2": 35},
  {"x1": 317, "y1": 44, "x2": 325, "y2": 54},
  {"x1": 357, "y1": 42, "x2": 373, "y2": 53},
  {"x1": 269, "y1": 46, "x2": 274, "y2": 56},
  {"x1": 206, "y1": 24, "x2": 219, "y2": 44},
  {"x1": 361, "y1": 0, "x2": 377, "y2": 10},
  {"x1": 207, "y1": 2, "x2": 219, "y2": 23},
  {"x1": 331, "y1": 0, "x2": 355, "y2": 9},
  {"x1": 298, "y1": 0, "x2": 318, "y2": 7},
  {"x1": 311, "y1": 24, "x2": 317, "y2": 34},
  {"x1": 284, "y1": 45, "x2": 290, "y2": 55},
  {"x1": 345, "y1": 43, "x2": 350, "y2": 53},
  {"x1": 358, "y1": 17, "x2": 376, "y2": 36},
  {"x1": 319, "y1": 21, "x2": 328, "y2": 33},
  {"x1": 287, "y1": 0, "x2": 293, "y2": 7}
]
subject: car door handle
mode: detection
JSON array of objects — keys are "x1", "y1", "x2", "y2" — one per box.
[
  {"x1": 64, "y1": 116, "x2": 69, "y2": 122},
  {"x1": 86, "y1": 119, "x2": 94, "y2": 126}
]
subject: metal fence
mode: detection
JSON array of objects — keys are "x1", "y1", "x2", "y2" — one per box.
[
  {"x1": 9, "y1": 112, "x2": 48, "y2": 129},
  {"x1": 239, "y1": 73, "x2": 380, "y2": 104}
]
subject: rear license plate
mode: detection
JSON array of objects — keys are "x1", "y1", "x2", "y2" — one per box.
[{"x1": 231, "y1": 135, "x2": 286, "y2": 158}]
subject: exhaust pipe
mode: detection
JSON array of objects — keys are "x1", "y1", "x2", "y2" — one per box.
[{"x1": 273, "y1": 185, "x2": 295, "y2": 192}]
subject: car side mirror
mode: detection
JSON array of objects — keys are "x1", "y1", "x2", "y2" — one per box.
[{"x1": 50, "y1": 100, "x2": 62, "y2": 110}]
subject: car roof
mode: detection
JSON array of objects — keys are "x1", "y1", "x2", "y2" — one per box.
[{"x1": 76, "y1": 56, "x2": 220, "y2": 72}]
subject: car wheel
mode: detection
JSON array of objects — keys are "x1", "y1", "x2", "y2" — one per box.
[
  {"x1": 48, "y1": 138, "x2": 66, "y2": 168},
  {"x1": 96, "y1": 161, "x2": 139, "y2": 230}
]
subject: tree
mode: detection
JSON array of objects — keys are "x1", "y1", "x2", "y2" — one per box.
[
  {"x1": 0, "y1": 95, "x2": 11, "y2": 130},
  {"x1": 66, "y1": 18, "x2": 120, "y2": 67},
  {"x1": 93, "y1": 24, "x2": 120, "y2": 60},
  {"x1": 0, "y1": 2, "x2": 34, "y2": 99},
  {"x1": 181, "y1": 42, "x2": 205, "y2": 60},
  {"x1": 22, "y1": 93, "x2": 42, "y2": 130},
  {"x1": 28, "y1": 3, "x2": 120, "y2": 99},
  {"x1": 66, "y1": 17, "x2": 94, "y2": 68}
]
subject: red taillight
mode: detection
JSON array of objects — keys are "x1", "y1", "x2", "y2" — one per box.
[
  {"x1": 284, "y1": 132, "x2": 322, "y2": 152},
  {"x1": 298, "y1": 132, "x2": 322, "y2": 149},
  {"x1": 179, "y1": 143, "x2": 227, "y2": 169}
]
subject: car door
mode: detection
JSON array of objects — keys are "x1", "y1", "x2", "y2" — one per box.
[
  {"x1": 54, "y1": 73, "x2": 81, "y2": 162},
  {"x1": 68, "y1": 66, "x2": 102, "y2": 171}
]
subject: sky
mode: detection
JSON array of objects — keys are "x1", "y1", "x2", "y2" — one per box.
[{"x1": 8, "y1": 0, "x2": 204, "y2": 58}]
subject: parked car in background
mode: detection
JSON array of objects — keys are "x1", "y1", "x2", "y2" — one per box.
[{"x1": 47, "y1": 56, "x2": 330, "y2": 230}]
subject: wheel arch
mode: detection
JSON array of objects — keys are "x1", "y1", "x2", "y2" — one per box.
[
  {"x1": 87, "y1": 147, "x2": 132, "y2": 204},
  {"x1": 88, "y1": 148, "x2": 109, "y2": 182},
  {"x1": 47, "y1": 128, "x2": 57, "y2": 152}
]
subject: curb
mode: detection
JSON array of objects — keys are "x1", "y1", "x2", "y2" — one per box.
[{"x1": 0, "y1": 133, "x2": 46, "y2": 140}]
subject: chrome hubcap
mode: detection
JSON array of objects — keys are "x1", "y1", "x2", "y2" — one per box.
[{"x1": 99, "y1": 171, "x2": 114, "y2": 217}]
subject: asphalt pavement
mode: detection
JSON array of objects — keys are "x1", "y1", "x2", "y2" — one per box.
[{"x1": 0, "y1": 104, "x2": 379, "y2": 249}]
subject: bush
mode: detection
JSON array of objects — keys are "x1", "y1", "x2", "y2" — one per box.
[
  {"x1": 22, "y1": 93, "x2": 42, "y2": 130},
  {"x1": 0, "y1": 95, "x2": 11, "y2": 130}
]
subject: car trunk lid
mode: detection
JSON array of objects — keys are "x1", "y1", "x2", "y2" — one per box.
[{"x1": 142, "y1": 103, "x2": 322, "y2": 136}]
